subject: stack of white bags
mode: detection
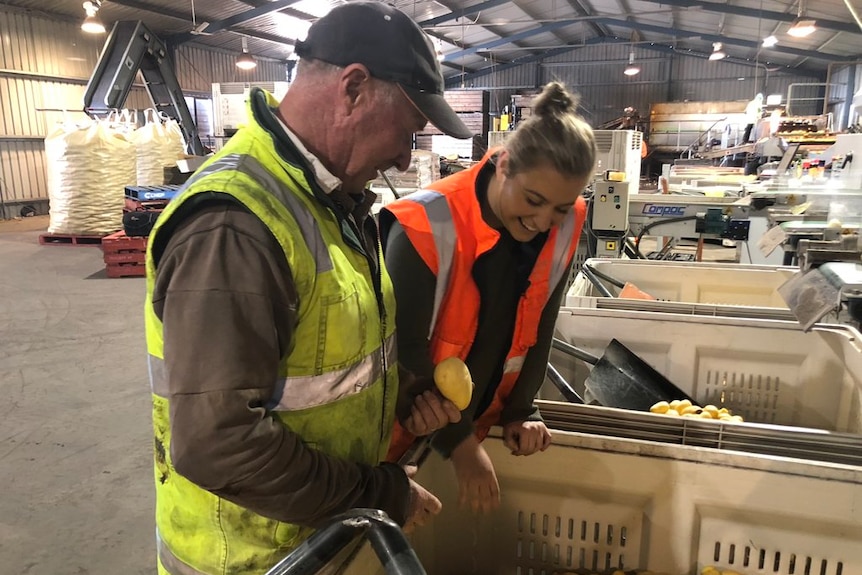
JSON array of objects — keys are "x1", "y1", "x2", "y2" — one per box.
[{"x1": 44, "y1": 109, "x2": 185, "y2": 236}]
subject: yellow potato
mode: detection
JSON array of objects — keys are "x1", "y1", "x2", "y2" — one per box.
[
  {"x1": 669, "y1": 399, "x2": 681, "y2": 409},
  {"x1": 433, "y1": 357, "x2": 474, "y2": 410},
  {"x1": 701, "y1": 567, "x2": 721, "y2": 575},
  {"x1": 650, "y1": 400, "x2": 670, "y2": 414},
  {"x1": 681, "y1": 405, "x2": 701, "y2": 415},
  {"x1": 677, "y1": 399, "x2": 693, "y2": 410},
  {"x1": 702, "y1": 404, "x2": 720, "y2": 418},
  {"x1": 663, "y1": 408, "x2": 680, "y2": 417}
]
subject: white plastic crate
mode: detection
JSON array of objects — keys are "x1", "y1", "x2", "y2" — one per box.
[
  {"x1": 347, "y1": 432, "x2": 862, "y2": 575},
  {"x1": 419, "y1": 434, "x2": 862, "y2": 574},
  {"x1": 568, "y1": 258, "x2": 798, "y2": 308},
  {"x1": 549, "y1": 308, "x2": 862, "y2": 433}
]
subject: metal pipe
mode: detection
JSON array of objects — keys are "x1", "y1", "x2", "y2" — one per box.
[
  {"x1": 552, "y1": 338, "x2": 600, "y2": 365},
  {"x1": 264, "y1": 509, "x2": 426, "y2": 575},
  {"x1": 546, "y1": 363, "x2": 585, "y2": 404},
  {"x1": 579, "y1": 264, "x2": 615, "y2": 297}
]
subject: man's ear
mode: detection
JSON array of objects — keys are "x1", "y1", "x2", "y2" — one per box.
[{"x1": 338, "y1": 64, "x2": 372, "y2": 115}]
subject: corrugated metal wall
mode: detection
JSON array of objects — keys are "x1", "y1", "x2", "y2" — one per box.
[
  {"x1": 826, "y1": 62, "x2": 862, "y2": 131},
  {"x1": 460, "y1": 44, "x2": 824, "y2": 128},
  {"x1": 0, "y1": 7, "x2": 286, "y2": 213}
]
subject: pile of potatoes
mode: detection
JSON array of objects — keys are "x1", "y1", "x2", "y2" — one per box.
[{"x1": 649, "y1": 399, "x2": 744, "y2": 422}]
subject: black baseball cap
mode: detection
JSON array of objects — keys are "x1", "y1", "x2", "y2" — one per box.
[{"x1": 294, "y1": 1, "x2": 473, "y2": 140}]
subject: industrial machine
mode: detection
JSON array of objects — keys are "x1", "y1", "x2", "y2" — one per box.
[
  {"x1": 592, "y1": 129, "x2": 643, "y2": 186},
  {"x1": 83, "y1": 20, "x2": 204, "y2": 155},
  {"x1": 212, "y1": 81, "x2": 290, "y2": 147},
  {"x1": 589, "y1": 178, "x2": 631, "y2": 258}
]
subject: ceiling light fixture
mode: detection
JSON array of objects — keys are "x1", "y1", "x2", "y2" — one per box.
[
  {"x1": 787, "y1": 0, "x2": 816, "y2": 37},
  {"x1": 236, "y1": 37, "x2": 257, "y2": 70},
  {"x1": 623, "y1": 50, "x2": 640, "y2": 76},
  {"x1": 81, "y1": 1, "x2": 105, "y2": 34},
  {"x1": 709, "y1": 42, "x2": 726, "y2": 61},
  {"x1": 762, "y1": 35, "x2": 778, "y2": 47}
]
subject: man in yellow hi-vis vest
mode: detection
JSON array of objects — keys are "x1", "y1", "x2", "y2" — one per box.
[{"x1": 145, "y1": 3, "x2": 472, "y2": 574}]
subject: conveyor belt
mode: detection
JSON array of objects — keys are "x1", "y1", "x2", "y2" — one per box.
[{"x1": 538, "y1": 400, "x2": 862, "y2": 467}]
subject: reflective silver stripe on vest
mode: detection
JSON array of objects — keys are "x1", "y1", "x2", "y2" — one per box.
[
  {"x1": 504, "y1": 355, "x2": 525, "y2": 374},
  {"x1": 184, "y1": 153, "x2": 332, "y2": 273},
  {"x1": 407, "y1": 190, "x2": 456, "y2": 339},
  {"x1": 550, "y1": 210, "x2": 578, "y2": 290},
  {"x1": 157, "y1": 529, "x2": 208, "y2": 575},
  {"x1": 269, "y1": 333, "x2": 397, "y2": 411},
  {"x1": 149, "y1": 354, "x2": 168, "y2": 397}
]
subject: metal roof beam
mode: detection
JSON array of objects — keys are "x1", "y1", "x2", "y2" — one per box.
[
  {"x1": 167, "y1": 0, "x2": 301, "y2": 44},
  {"x1": 108, "y1": 0, "x2": 200, "y2": 23},
  {"x1": 107, "y1": 0, "x2": 293, "y2": 47},
  {"x1": 592, "y1": 18, "x2": 855, "y2": 62},
  {"x1": 442, "y1": 20, "x2": 578, "y2": 62},
  {"x1": 445, "y1": 40, "x2": 605, "y2": 87},
  {"x1": 419, "y1": 0, "x2": 513, "y2": 27},
  {"x1": 634, "y1": 0, "x2": 862, "y2": 36}
]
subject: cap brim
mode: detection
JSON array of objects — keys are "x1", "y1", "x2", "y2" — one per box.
[{"x1": 400, "y1": 85, "x2": 474, "y2": 140}]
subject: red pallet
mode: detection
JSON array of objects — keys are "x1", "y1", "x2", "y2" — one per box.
[
  {"x1": 101, "y1": 231, "x2": 148, "y2": 253},
  {"x1": 104, "y1": 251, "x2": 146, "y2": 265},
  {"x1": 105, "y1": 262, "x2": 146, "y2": 278},
  {"x1": 39, "y1": 233, "x2": 104, "y2": 247}
]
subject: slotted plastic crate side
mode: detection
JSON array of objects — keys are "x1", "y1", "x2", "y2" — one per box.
[
  {"x1": 551, "y1": 309, "x2": 862, "y2": 433},
  {"x1": 393, "y1": 433, "x2": 862, "y2": 575},
  {"x1": 698, "y1": 516, "x2": 861, "y2": 575},
  {"x1": 567, "y1": 259, "x2": 798, "y2": 307}
]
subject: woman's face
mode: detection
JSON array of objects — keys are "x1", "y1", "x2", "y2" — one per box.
[{"x1": 489, "y1": 151, "x2": 591, "y2": 242}]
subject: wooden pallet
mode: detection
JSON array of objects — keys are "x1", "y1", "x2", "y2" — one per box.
[
  {"x1": 105, "y1": 263, "x2": 146, "y2": 278},
  {"x1": 38, "y1": 233, "x2": 104, "y2": 247},
  {"x1": 101, "y1": 230, "x2": 148, "y2": 252},
  {"x1": 101, "y1": 231, "x2": 148, "y2": 278}
]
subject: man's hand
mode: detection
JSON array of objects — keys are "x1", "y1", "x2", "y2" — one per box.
[
  {"x1": 503, "y1": 420, "x2": 552, "y2": 456},
  {"x1": 450, "y1": 435, "x2": 500, "y2": 514},
  {"x1": 402, "y1": 464, "x2": 442, "y2": 533},
  {"x1": 403, "y1": 390, "x2": 462, "y2": 436}
]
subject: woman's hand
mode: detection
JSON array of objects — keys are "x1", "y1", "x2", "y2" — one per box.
[
  {"x1": 450, "y1": 434, "x2": 500, "y2": 514},
  {"x1": 503, "y1": 420, "x2": 552, "y2": 456}
]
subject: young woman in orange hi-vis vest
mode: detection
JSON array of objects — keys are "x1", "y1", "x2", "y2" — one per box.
[{"x1": 380, "y1": 81, "x2": 596, "y2": 514}]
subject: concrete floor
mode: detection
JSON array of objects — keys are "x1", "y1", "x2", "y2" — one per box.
[{"x1": 0, "y1": 216, "x2": 153, "y2": 574}]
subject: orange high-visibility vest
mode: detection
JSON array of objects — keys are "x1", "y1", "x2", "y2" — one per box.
[{"x1": 383, "y1": 151, "x2": 586, "y2": 461}]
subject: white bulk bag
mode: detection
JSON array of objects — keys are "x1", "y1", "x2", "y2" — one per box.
[
  {"x1": 44, "y1": 118, "x2": 136, "y2": 235},
  {"x1": 130, "y1": 109, "x2": 169, "y2": 186},
  {"x1": 162, "y1": 115, "x2": 187, "y2": 162}
]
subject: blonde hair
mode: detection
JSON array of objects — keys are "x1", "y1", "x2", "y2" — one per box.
[{"x1": 504, "y1": 82, "x2": 596, "y2": 179}]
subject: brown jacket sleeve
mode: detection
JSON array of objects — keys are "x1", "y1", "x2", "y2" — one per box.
[{"x1": 151, "y1": 201, "x2": 409, "y2": 527}]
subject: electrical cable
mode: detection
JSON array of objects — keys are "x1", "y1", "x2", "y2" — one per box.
[{"x1": 634, "y1": 215, "x2": 698, "y2": 259}]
